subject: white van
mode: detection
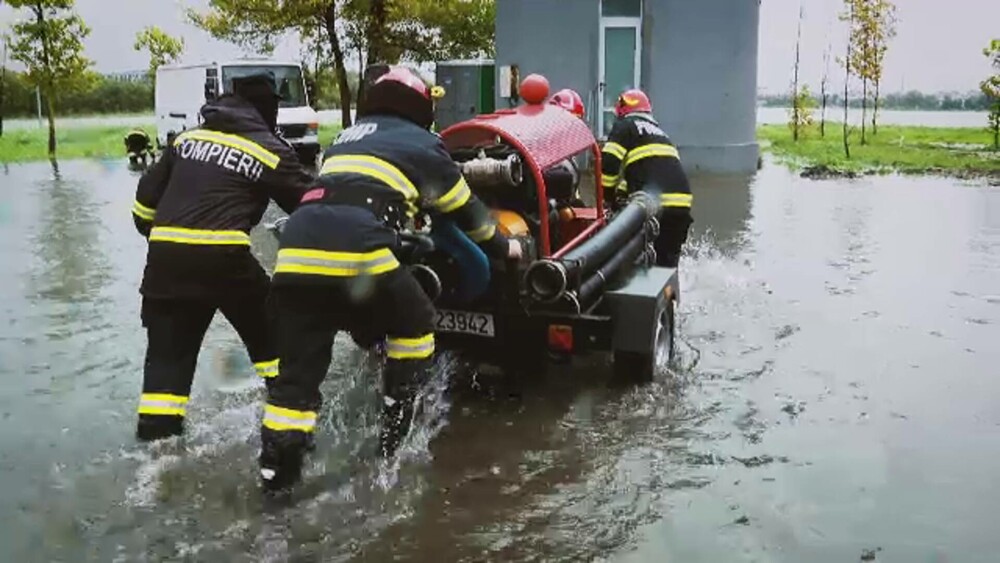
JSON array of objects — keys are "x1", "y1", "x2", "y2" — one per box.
[{"x1": 155, "y1": 58, "x2": 322, "y2": 164}]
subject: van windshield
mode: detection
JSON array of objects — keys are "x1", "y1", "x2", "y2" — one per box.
[{"x1": 221, "y1": 65, "x2": 307, "y2": 108}]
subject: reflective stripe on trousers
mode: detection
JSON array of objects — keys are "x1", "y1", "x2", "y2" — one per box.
[
  {"x1": 274, "y1": 247, "x2": 400, "y2": 277},
  {"x1": 386, "y1": 334, "x2": 435, "y2": 360},
  {"x1": 138, "y1": 393, "x2": 188, "y2": 416},
  {"x1": 262, "y1": 404, "x2": 317, "y2": 433},
  {"x1": 149, "y1": 227, "x2": 251, "y2": 246},
  {"x1": 255, "y1": 359, "x2": 279, "y2": 379}
]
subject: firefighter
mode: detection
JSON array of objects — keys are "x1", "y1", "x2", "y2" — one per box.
[
  {"x1": 130, "y1": 71, "x2": 313, "y2": 442},
  {"x1": 259, "y1": 66, "x2": 522, "y2": 491},
  {"x1": 124, "y1": 129, "x2": 155, "y2": 167},
  {"x1": 546, "y1": 89, "x2": 586, "y2": 206},
  {"x1": 600, "y1": 89, "x2": 693, "y2": 269}
]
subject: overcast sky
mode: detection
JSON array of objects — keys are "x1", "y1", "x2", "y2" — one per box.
[{"x1": 1, "y1": 0, "x2": 997, "y2": 94}]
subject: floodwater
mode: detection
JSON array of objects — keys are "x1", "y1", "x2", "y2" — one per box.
[{"x1": 1, "y1": 157, "x2": 999, "y2": 562}]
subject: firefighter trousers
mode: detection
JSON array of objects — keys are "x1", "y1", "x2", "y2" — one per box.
[
  {"x1": 655, "y1": 208, "x2": 693, "y2": 269},
  {"x1": 136, "y1": 292, "x2": 279, "y2": 441},
  {"x1": 260, "y1": 268, "x2": 436, "y2": 490}
]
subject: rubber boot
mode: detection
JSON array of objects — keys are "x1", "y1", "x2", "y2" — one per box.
[
  {"x1": 378, "y1": 392, "x2": 416, "y2": 459},
  {"x1": 378, "y1": 359, "x2": 427, "y2": 458},
  {"x1": 259, "y1": 431, "x2": 308, "y2": 493},
  {"x1": 136, "y1": 415, "x2": 184, "y2": 442}
]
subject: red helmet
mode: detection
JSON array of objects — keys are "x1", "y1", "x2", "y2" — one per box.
[
  {"x1": 363, "y1": 66, "x2": 445, "y2": 130},
  {"x1": 614, "y1": 89, "x2": 652, "y2": 117},
  {"x1": 549, "y1": 88, "x2": 585, "y2": 118}
]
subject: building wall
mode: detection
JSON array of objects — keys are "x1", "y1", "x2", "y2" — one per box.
[
  {"x1": 493, "y1": 0, "x2": 601, "y2": 132},
  {"x1": 494, "y1": 0, "x2": 760, "y2": 174},
  {"x1": 643, "y1": 0, "x2": 760, "y2": 173}
]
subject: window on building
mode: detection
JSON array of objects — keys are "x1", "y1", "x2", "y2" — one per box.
[{"x1": 602, "y1": 0, "x2": 641, "y2": 17}]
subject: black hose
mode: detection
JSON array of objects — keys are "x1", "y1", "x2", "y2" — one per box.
[
  {"x1": 524, "y1": 192, "x2": 658, "y2": 302},
  {"x1": 576, "y1": 230, "x2": 650, "y2": 305}
]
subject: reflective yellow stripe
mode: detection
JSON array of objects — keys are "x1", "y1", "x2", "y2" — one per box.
[
  {"x1": 262, "y1": 404, "x2": 317, "y2": 433},
  {"x1": 320, "y1": 155, "x2": 419, "y2": 201},
  {"x1": 601, "y1": 174, "x2": 620, "y2": 189},
  {"x1": 434, "y1": 177, "x2": 472, "y2": 213},
  {"x1": 132, "y1": 200, "x2": 155, "y2": 221},
  {"x1": 465, "y1": 223, "x2": 496, "y2": 243},
  {"x1": 149, "y1": 227, "x2": 251, "y2": 246},
  {"x1": 254, "y1": 359, "x2": 279, "y2": 379},
  {"x1": 660, "y1": 193, "x2": 693, "y2": 208},
  {"x1": 174, "y1": 129, "x2": 280, "y2": 169},
  {"x1": 602, "y1": 142, "x2": 627, "y2": 160},
  {"x1": 624, "y1": 143, "x2": 680, "y2": 166},
  {"x1": 138, "y1": 393, "x2": 188, "y2": 417},
  {"x1": 387, "y1": 334, "x2": 435, "y2": 360},
  {"x1": 274, "y1": 247, "x2": 400, "y2": 277}
]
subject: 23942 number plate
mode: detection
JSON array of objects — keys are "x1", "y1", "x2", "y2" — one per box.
[{"x1": 434, "y1": 309, "x2": 495, "y2": 337}]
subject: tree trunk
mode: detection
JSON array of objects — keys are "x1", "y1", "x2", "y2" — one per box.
[
  {"x1": 820, "y1": 92, "x2": 827, "y2": 137},
  {"x1": 45, "y1": 94, "x2": 56, "y2": 158},
  {"x1": 872, "y1": 78, "x2": 880, "y2": 135},
  {"x1": 0, "y1": 61, "x2": 5, "y2": 138},
  {"x1": 36, "y1": 5, "x2": 57, "y2": 158},
  {"x1": 860, "y1": 78, "x2": 868, "y2": 145},
  {"x1": 322, "y1": 4, "x2": 353, "y2": 128},
  {"x1": 365, "y1": 0, "x2": 389, "y2": 69},
  {"x1": 791, "y1": 3, "x2": 803, "y2": 142},
  {"x1": 843, "y1": 12, "x2": 852, "y2": 161}
]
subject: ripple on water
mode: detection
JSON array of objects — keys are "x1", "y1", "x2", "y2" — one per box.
[{"x1": 24, "y1": 341, "x2": 456, "y2": 562}]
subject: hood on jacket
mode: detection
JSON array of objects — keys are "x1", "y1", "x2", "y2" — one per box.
[{"x1": 200, "y1": 95, "x2": 276, "y2": 135}]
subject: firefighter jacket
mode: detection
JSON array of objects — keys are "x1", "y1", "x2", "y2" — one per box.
[
  {"x1": 131, "y1": 95, "x2": 314, "y2": 298},
  {"x1": 272, "y1": 114, "x2": 510, "y2": 286},
  {"x1": 600, "y1": 113, "x2": 693, "y2": 212}
]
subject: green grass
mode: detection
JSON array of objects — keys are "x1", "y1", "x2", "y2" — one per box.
[
  {"x1": 0, "y1": 123, "x2": 344, "y2": 164},
  {"x1": 758, "y1": 123, "x2": 1000, "y2": 177},
  {"x1": 0, "y1": 125, "x2": 158, "y2": 163}
]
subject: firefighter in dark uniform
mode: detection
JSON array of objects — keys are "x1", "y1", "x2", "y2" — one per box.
[
  {"x1": 259, "y1": 66, "x2": 522, "y2": 491},
  {"x1": 130, "y1": 72, "x2": 313, "y2": 442},
  {"x1": 124, "y1": 129, "x2": 155, "y2": 168},
  {"x1": 600, "y1": 89, "x2": 693, "y2": 268}
]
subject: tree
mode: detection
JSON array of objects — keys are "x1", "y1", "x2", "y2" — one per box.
[
  {"x1": 133, "y1": 25, "x2": 185, "y2": 77},
  {"x1": 789, "y1": 1, "x2": 804, "y2": 142},
  {"x1": 188, "y1": 0, "x2": 496, "y2": 128},
  {"x1": 867, "y1": 0, "x2": 897, "y2": 136},
  {"x1": 820, "y1": 37, "x2": 832, "y2": 137},
  {"x1": 838, "y1": 0, "x2": 857, "y2": 159},
  {"x1": 1, "y1": 33, "x2": 8, "y2": 137},
  {"x1": 6, "y1": 0, "x2": 95, "y2": 158},
  {"x1": 846, "y1": 0, "x2": 872, "y2": 145},
  {"x1": 846, "y1": 0, "x2": 896, "y2": 143},
  {"x1": 788, "y1": 84, "x2": 817, "y2": 136},
  {"x1": 982, "y1": 39, "x2": 1000, "y2": 150}
]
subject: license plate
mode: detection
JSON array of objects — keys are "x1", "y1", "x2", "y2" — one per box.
[{"x1": 434, "y1": 309, "x2": 495, "y2": 337}]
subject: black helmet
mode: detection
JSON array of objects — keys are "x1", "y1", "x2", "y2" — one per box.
[{"x1": 232, "y1": 71, "x2": 281, "y2": 130}]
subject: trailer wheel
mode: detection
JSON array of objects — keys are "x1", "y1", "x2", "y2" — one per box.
[{"x1": 613, "y1": 298, "x2": 675, "y2": 383}]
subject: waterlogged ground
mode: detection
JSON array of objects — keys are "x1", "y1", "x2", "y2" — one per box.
[{"x1": 0, "y1": 158, "x2": 998, "y2": 561}]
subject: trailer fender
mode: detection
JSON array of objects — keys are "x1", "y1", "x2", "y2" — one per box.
[{"x1": 604, "y1": 266, "x2": 680, "y2": 356}]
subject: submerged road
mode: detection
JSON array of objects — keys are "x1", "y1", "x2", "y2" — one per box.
[{"x1": 0, "y1": 158, "x2": 998, "y2": 561}]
